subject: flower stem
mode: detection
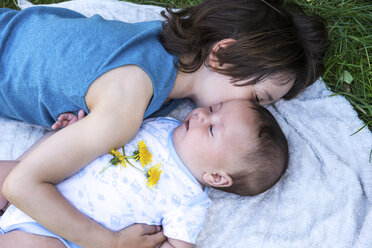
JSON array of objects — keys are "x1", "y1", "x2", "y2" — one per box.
[
  {"x1": 122, "y1": 146, "x2": 143, "y2": 173},
  {"x1": 99, "y1": 164, "x2": 112, "y2": 174}
]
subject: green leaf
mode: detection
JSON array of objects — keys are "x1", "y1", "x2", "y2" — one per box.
[
  {"x1": 350, "y1": 120, "x2": 372, "y2": 136},
  {"x1": 341, "y1": 70, "x2": 353, "y2": 84}
]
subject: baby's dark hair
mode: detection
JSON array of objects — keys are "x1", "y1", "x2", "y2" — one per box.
[
  {"x1": 160, "y1": 0, "x2": 329, "y2": 99},
  {"x1": 218, "y1": 101, "x2": 289, "y2": 196}
]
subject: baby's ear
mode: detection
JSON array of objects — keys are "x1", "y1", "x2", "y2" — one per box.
[
  {"x1": 202, "y1": 171, "x2": 233, "y2": 188},
  {"x1": 208, "y1": 38, "x2": 236, "y2": 69}
]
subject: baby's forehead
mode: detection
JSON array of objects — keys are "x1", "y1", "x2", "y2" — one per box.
[
  {"x1": 222, "y1": 118, "x2": 258, "y2": 172},
  {"x1": 223, "y1": 105, "x2": 258, "y2": 146},
  {"x1": 224, "y1": 101, "x2": 259, "y2": 131}
]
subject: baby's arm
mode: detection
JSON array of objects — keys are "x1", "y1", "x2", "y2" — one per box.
[{"x1": 160, "y1": 238, "x2": 193, "y2": 248}]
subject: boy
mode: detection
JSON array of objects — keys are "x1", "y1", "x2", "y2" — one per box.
[{"x1": 0, "y1": 99, "x2": 288, "y2": 247}]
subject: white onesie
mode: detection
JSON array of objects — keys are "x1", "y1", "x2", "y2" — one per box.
[{"x1": 0, "y1": 117, "x2": 211, "y2": 247}]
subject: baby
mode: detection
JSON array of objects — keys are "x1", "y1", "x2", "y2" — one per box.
[{"x1": 0, "y1": 99, "x2": 288, "y2": 248}]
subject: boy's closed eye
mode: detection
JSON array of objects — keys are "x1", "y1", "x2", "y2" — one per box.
[{"x1": 255, "y1": 95, "x2": 260, "y2": 104}]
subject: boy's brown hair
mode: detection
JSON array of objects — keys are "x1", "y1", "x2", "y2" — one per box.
[
  {"x1": 217, "y1": 102, "x2": 288, "y2": 196},
  {"x1": 160, "y1": 0, "x2": 329, "y2": 99}
]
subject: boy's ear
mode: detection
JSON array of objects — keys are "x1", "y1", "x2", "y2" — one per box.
[
  {"x1": 208, "y1": 38, "x2": 236, "y2": 69},
  {"x1": 202, "y1": 171, "x2": 233, "y2": 188}
]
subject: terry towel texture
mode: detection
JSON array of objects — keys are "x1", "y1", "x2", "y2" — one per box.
[{"x1": 0, "y1": 0, "x2": 371, "y2": 247}]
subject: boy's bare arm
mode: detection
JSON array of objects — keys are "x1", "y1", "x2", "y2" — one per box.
[
  {"x1": 3, "y1": 66, "x2": 164, "y2": 248},
  {"x1": 0, "y1": 230, "x2": 65, "y2": 248},
  {"x1": 4, "y1": 105, "x2": 140, "y2": 247},
  {"x1": 1, "y1": 132, "x2": 55, "y2": 212},
  {"x1": 0, "y1": 161, "x2": 17, "y2": 211}
]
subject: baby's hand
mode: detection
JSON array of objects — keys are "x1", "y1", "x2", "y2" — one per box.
[
  {"x1": 51, "y1": 109, "x2": 86, "y2": 130},
  {"x1": 115, "y1": 224, "x2": 166, "y2": 248}
]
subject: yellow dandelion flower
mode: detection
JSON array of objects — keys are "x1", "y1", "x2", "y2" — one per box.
[
  {"x1": 145, "y1": 163, "x2": 162, "y2": 188},
  {"x1": 133, "y1": 141, "x2": 152, "y2": 167},
  {"x1": 99, "y1": 149, "x2": 126, "y2": 174},
  {"x1": 109, "y1": 149, "x2": 127, "y2": 168}
]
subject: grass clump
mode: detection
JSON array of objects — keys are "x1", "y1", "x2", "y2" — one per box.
[{"x1": 290, "y1": 0, "x2": 371, "y2": 131}]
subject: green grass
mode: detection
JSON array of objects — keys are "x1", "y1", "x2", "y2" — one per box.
[
  {"x1": 290, "y1": 0, "x2": 372, "y2": 132},
  {"x1": 3, "y1": 0, "x2": 372, "y2": 131}
]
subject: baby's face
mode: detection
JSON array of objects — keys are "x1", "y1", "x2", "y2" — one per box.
[{"x1": 173, "y1": 99, "x2": 257, "y2": 181}]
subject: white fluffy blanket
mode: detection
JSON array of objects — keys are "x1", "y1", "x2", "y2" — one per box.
[{"x1": 1, "y1": 0, "x2": 371, "y2": 247}]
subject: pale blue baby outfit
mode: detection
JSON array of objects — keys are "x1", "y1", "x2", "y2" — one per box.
[
  {"x1": 0, "y1": 117, "x2": 211, "y2": 247},
  {"x1": 0, "y1": 7, "x2": 182, "y2": 127}
]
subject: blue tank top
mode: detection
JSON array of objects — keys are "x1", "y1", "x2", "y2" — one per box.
[{"x1": 0, "y1": 7, "x2": 182, "y2": 127}]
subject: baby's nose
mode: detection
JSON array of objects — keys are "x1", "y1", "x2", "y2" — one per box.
[
  {"x1": 190, "y1": 113, "x2": 199, "y2": 120},
  {"x1": 195, "y1": 109, "x2": 211, "y2": 124}
]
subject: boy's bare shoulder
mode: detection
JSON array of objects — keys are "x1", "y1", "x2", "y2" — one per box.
[
  {"x1": 85, "y1": 65, "x2": 153, "y2": 113},
  {"x1": 83, "y1": 65, "x2": 154, "y2": 148}
]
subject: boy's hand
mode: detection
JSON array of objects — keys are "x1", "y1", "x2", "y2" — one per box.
[
  {"x1": 51, "y1": 110, "x2": 86, "y2": 130},
  {"x1": 115, "y1": 224, "x2": 166, "y2": 248}
]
